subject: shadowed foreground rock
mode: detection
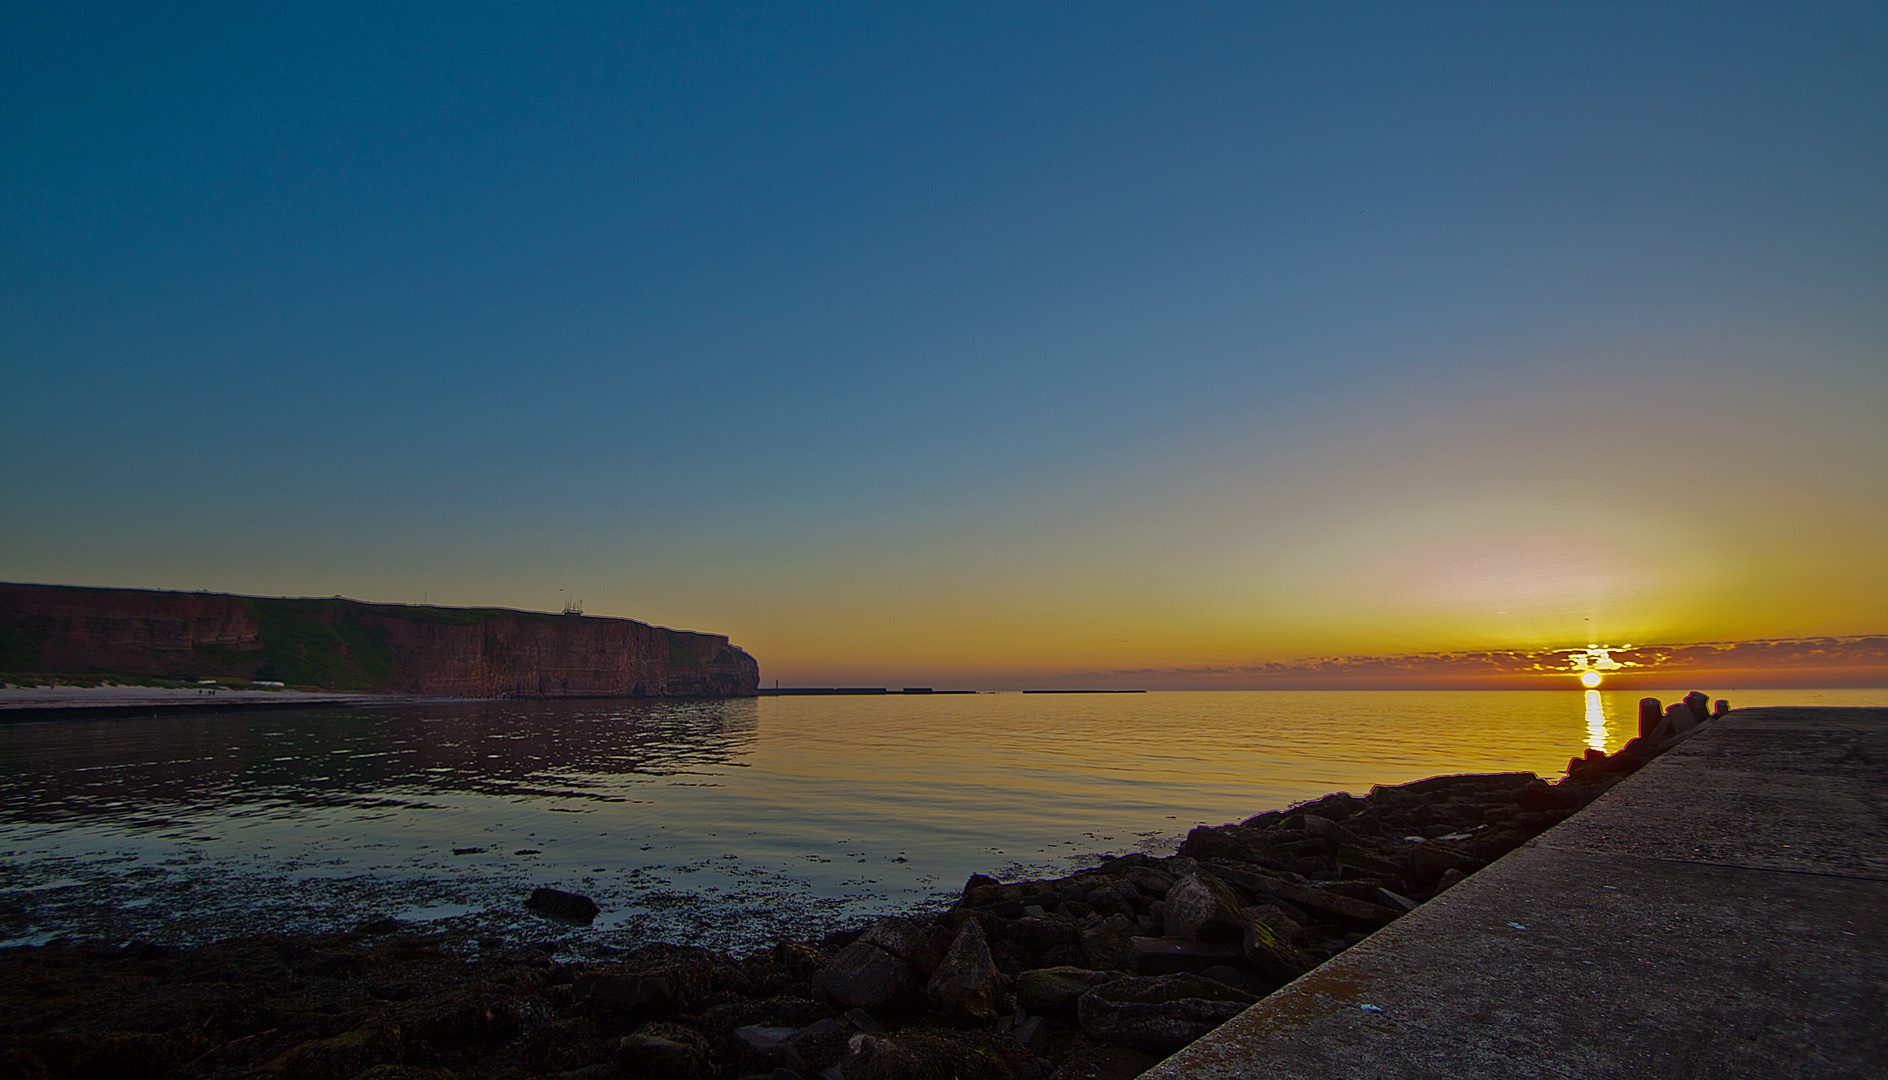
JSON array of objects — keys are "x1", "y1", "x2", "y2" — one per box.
[{"x1": 0, "y1": 695, "x2": 1724, "y2": 1080}]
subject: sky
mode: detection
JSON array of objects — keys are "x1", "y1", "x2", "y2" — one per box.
[{"x1": 3, "y1": 3, "x2": 1885, "y2": 688}]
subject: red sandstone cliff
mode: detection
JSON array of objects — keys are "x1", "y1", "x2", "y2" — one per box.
[{"x1": 0, "y1": 584, "x2": 759, "y2": 698}]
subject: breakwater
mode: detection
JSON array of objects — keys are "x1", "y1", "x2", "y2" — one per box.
[
  {"x1": 0, "y1": 583, "x2": 759, "y2": 698},
  {"x1": 757, "y1": 687, "x2": 977, "y2": 696},
  {"x1": 1146, "y1": 702, "x2": 1888, "y2": 1079},
  {"x1": 0, "y1": 692, "x2": 1733, "y2": 1079}
]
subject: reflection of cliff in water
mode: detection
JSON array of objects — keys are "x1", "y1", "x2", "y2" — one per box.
[{"x1": 0, "y1": 698, "x2": 760, "y2": 829}]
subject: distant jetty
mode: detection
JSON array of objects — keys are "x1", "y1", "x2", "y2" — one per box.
[
  {"x1": 759, "y1": 687, "x2": 977, "y2": 696},
  {"x1": 0, "y1": 583, "x2": 759, "y2": 699}
]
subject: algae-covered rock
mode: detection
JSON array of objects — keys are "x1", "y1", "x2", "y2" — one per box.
[
  {"x1": 1016, "y1": 967, "x2": 1123, "y2": 1020},
  {"x1": 1162, "y1": 874, "x2": 1244, "y2": 942},
  {"x1": 1242, "y1": 903, "x2": 1306, "y2": 944},
  {"x1": 1240, "y1": 912, "x2": 1315, "y2": 982}
]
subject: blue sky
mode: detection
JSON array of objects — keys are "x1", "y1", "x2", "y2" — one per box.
[{"x1": 4, "y1": 3, "x2": 1884, "y2": 684}]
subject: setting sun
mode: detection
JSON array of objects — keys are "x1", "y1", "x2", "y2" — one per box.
[{"x1": 1580, "y1": 670, "x2": 1604, "y2": 688}]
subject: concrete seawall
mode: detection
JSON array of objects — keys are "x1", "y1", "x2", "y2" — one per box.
[{"x1": 1146, "y1": 707, "x2": 1888, "y2": 1079}]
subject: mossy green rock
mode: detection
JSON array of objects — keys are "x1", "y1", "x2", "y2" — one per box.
[{"x1": 1015, "y1": 966, "x2": 1122, "y2": 1020}]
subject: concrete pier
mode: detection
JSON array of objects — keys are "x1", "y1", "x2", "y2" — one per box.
[{"x1": 1146, "y1": 707, "x2": 1888, "y2": 1079}]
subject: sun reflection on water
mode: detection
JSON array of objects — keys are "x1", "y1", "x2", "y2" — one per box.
[{"x1": 1584, "y1": 689, "x2": 1607, "y2": 752}]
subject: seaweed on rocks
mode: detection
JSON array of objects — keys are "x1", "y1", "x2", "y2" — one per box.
[{"x1": 0, "y1": 694, "x2": 1723, "y2": 1080}]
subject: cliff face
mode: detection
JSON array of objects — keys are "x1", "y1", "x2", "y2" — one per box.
[{"x1": 0, "y1": 583, "x2": 759, "y2": 698}]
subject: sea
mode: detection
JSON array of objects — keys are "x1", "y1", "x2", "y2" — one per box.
[{"x1": 1, "y1": 687, "x2": 1881, "y2": 953}]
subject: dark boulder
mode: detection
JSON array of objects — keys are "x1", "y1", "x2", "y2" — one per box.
[
  {"x1": 1016, "y1": 966, "x2": 1123, "y2": 1021},
  {"x1": 1076, "y1": 973, "x2": 1256, "y2": 1055},
  {"x1": 1197, "y1": 965, "x2": 1269, "y2": 996},
  {"x1": 1128, "y1": 936, "x2": 1244, "y2": 977},
  {"x1": 858, "y1": 916, "x2": 938, "y2": 975},
  {"x1": 1120, "y1": 866, "x2": 1177, "y2": 897},
  {"x1": 395, "y1": 988, "x2": 522, "y2": 1047},
  {"x1": 927, "y1": 918, "x2": 1005, "y2": 1021},
  {"x1": 1301, "y1": 814, "x2": 1363, "y2": 846},
  {"x1": 580, "y1": 974, "x2": 673, "y2": 1011},
  {"x1": 1403, "y1": 841, "x2": 1485, "y2": 881},
  {"x1": 1515, "y1": 808, "x2": 1576, "y2": 832},
  {"x1": 839, "y1": 1029, "x2": 1049, "y2": 1080},
  {"x1": 1510, "y1": 780, "x2": 1579, "y2": 812},
  {"x1": 1048, "y1": 1039, "x2": 1158, "y2": 1080},
  {"x1": 781, "y1": 1017, "x2": 851, "y2": 1074},
  {"x1": 1179, "y1": 824, "x2": 1285, "y2": 868},
  {"x1": 1380, "y1": 772, "x2": 1535, "y2": 798},
  {"x1": 698, "y1": 995, "x2": 832, "y2": 1042},
  {"x1": 1080, "y1": 915, "x2": 1138, "y2": 972},
  {"x1": 1294, "y1": 791, "x2": 1365, "y2": 820},
  {"x1": 264, "y1": 1021, "x2": 402, "y2": 1080},
  {"x1": 814, "y1": 938, "x2": 923, "y2": 1015},
  {"x1": 1373, "y1": 887, "x2": 1420, "y2": 912},
  {"x1": 1161, "y1": 874, "x2": 1244, "y2": 942},
  {"x1": 732, "y1": 1025, "x2": 799, "y2": 1058},
  {"x1": 602, "y1": 943, "x2": 734, "y2": 1013},
  {"x1": 617, "y1": 1029, "x2": 711, "y2": 1080},
  {"x1": 525, "y1": 887, "x2": 599, "y2": 923},
  {"x1": 1199, "y1": 862, "x2": 1403, "y2": 925},
  {"x1": 1085, "y1": 879, "x2": 1143, "y2": 918},
  {"x1": 1006, "y1": 913, "x2": 1085, "y2": 959},
  {"x1": 1240, "y1": 914, "x2": 1315, "y2": 982},
  {"x1": 1242, "y1": 903, "x2": 1307, "y2": 944}
]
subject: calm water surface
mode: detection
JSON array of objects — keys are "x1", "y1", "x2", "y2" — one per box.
[{"x1": 2, "y1": 688, "x2": 1881, "y2": 951}]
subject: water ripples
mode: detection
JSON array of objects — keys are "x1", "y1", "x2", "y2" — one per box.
[{"x1": 1, "y1": 687, "x2": 1878, "y2": 950}]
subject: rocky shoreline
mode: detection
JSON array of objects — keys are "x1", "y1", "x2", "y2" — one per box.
[{"x1": 0, "y1": 694, "x2": 1725, "y2": 1080}]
